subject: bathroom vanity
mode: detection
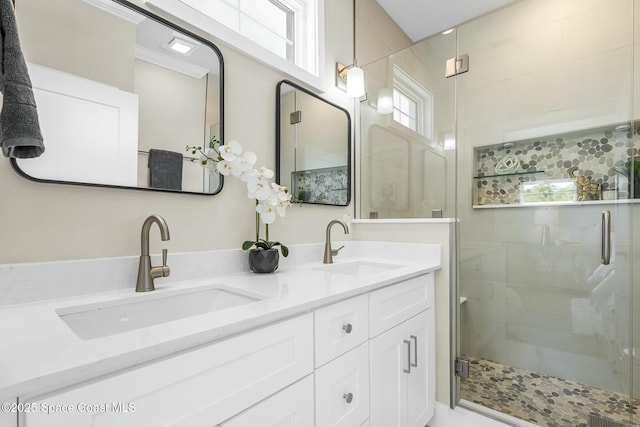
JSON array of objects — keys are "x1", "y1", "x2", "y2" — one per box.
[{"x1": 0, "y1": 242, "x2": 439, "y2": 427}]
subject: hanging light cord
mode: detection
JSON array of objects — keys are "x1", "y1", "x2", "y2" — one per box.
[{"x1": 352, "y1": 0, "x2": 357, "y2": 67}]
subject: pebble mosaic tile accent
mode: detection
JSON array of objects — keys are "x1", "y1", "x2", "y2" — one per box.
[
  {"x1": 292, "y1": 166, "x2": 348, "y2": 205},
  {"x1": 473, "y1": 124, "x2": 640, "y2": 206},
  {"x1": 460, "y1": 356, "x2": 639, "y2": 427}
]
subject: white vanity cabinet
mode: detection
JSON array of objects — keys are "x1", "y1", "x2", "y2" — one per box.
[
  {"x1": 369, "y1": 275, "x2": 435, "y2": 427},
  {"x1": 21, "y1": 314, "x2": 313, "y2": 427},
  {"x1": 314, "y1": 294, "x2": 370, "y2": 427},
  {"x1": 15, "y1": 270, "x2": 436, "y2": 427},
  {"x1": 315, "y1": 342, "x2": 370, "y2": 427},
  {"x1": 219, "y1": 375, "x2": 315, "y2": 427}
]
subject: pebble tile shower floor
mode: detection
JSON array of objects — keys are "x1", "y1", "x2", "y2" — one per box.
[{"x1": 460, "y1": 357, "x2": 638, "y2": 427}]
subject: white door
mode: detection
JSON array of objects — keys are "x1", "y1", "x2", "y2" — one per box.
[
  {"x1": 19, "y1": 63, "x2": 139, "y2": 187},
  {"x1": 405, "y1": 310, "x2": 434, "y2": 427},
  {"x1": 369, "y1": 322, "x2": 409, "y2": 427}
]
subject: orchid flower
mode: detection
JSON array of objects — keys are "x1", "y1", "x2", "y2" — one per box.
[
  {"x1": 256, "y1": 201, "x2": 277, "y2": 224},
  {"x1": 247, "y1": 174, "x2": 272, "y2": 200},
  {"x1": 218, "y1": 140, "x2": 242, "y2": 162},
  {"x1": 271, "y1": 183, "x2": 292, "y2": 201},
  {"x1": 232, "y1": 151, "x2": 257, "y2": 179},
  {"x1": 216, "y1": 159, "x2": 233, "y2": 176},
  {"x1": 188, "y1": 139, "x2": 296, "y2": 258}
]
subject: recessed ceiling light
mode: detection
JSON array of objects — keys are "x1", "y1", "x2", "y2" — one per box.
[
  {"x1": 166, "y1": 37, "x2": 196, "y2": 55},
  {"x1": 441, "y1": 28, "x2": 454, "y2": 35}
]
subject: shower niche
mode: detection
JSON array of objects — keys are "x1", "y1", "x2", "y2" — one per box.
[{"x1": 472, "y1": 123, "x2": 640, "y2": 207}]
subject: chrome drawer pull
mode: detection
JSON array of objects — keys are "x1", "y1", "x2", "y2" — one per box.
[
  {"x1": 343, "y1": 392, "x2": 353, "y2": 404},
  {"x1": 410, "y1": 335, "x2": 418, "y2": 367},
  {"x1": 342, "y1": 323, "x2": 353, "y2": 334},
  {"x1": 403, "y1": 340, "x2": 411, "y2": 373}
]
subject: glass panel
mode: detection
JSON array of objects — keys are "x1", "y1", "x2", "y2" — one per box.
[
  {"x1": 360, "y1": 34, "x2": 456, "y2": 219},
  {"x1": 456, "y1": 1, "x2": 636, "y2": 426},
  {"x1": 633, "y1": 1, "x2": 640, "y2": 425}
]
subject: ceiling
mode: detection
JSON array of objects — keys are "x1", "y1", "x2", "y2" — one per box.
[{"x1": 375, "y1": 0, "x2": 517, "y2": 42}]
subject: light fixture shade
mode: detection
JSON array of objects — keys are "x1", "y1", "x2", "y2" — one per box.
[
  {"x1": 443, "y1": 134, "x2": 456, "y2": 151},
  {"x1": 377, "y1": 88, "x2": 393, "y2": 114},
  {"x1": 166, "y1": 36, "x2": 196, "y2": 55},
  {"x1": 346, "y1": 66, "x2": 365, "y2": 98}
]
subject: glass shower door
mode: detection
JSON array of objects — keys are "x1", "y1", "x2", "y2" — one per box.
[{"x1": 455, "y1": 1, "x2": 637, "y2": 426}]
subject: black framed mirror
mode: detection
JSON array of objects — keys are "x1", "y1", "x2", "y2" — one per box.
[
  {"x1": 276, "y1": 80, "x2": 351, "y2": 206},
  {"x1": 11, "y1": 0, "x2": 224, "y2": 195}
]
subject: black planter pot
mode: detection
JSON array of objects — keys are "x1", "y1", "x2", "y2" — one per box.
[{"x1": 248, "y1": 249, "x2": 279, "y2": 273}]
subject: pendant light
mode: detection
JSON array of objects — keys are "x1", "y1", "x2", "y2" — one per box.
[{"x1": 336, "y1": 0, "x2": 365, "y2": 98}]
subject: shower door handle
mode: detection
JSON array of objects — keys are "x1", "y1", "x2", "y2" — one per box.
[{"x1": 601, "y1": 210, "x2": 611, "y2": 265}]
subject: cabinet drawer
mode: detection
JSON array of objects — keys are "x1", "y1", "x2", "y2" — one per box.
[
  {"x1": 22, "y1": 314, "x2": 313, "y2": 427},
  {"x1": 369, "y1": 274, "x2": 433, "y2": 337},
  {"x1": 315, "y1": 342, "x2": 370, "y2": 427},
  {"x1": 315, "y1": 294, "x2": 369, "y2": 367},
  {"x1": 220, "y1": 375, "x2": 314, "y2": 427}
]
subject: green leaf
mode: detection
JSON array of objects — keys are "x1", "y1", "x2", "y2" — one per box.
[
  {"x1": 255, "y1": 241, "x2": 270, "y2": 250},
  {"x1": 242, "y1": 240, "x2": 256, "y2": 250},
  {"x1": 280, "y1": 244, "x2": 289, "y2": 257}
]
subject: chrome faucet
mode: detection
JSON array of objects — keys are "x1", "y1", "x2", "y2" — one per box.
[
  {"x1": 136, "y1": 214, "x2": 171, "y2": 292},
  {"x1": 323, "y1": 219, "x2": 350, "y2": 264}
]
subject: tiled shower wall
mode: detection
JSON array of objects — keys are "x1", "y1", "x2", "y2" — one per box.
[
  {"x1": 292, "y1": 166, "x2": 348, "y2": 205},
  {"x1": 473, "y1": 124, "x2": 640, "y2": 206}
]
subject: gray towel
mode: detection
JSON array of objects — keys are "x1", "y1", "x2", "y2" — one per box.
[
  {"x1": 0, "y1": 0, "x2": 44, "y2": 158},
  {"x1": 148, "y1": 149, "x2": 183, "y2": 191}
]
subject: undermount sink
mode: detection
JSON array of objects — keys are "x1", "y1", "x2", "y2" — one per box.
[
  {"x1": 56, "y1": 285, "x2": 263, "y2": 340},
  {"x1": 313, "y1": 260, "x2": 402, "y2": 276}
]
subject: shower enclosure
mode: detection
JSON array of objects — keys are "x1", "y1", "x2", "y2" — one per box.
[{"x1": 360, "y1": 1, "x2": 639, "y2": 426}]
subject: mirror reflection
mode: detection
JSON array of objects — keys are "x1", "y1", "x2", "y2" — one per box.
[
  {"x1": 11, "y1": 0, "x2": 223, "y2": 194},
  {"x1": 276, "y1": 80, "x2": 351, "y2": 206}
]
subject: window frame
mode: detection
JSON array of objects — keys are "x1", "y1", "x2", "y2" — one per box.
[
  {"x1": 391, "y1": 65, "x2": 433, "y2": 140},
  {"x1": 144, "y1": 0, "x2": 325, "y2": 91}
]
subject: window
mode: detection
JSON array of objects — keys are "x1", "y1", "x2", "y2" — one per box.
[
  {"x1": 521, "y1": 179, "x2": 577, "y2": 204},
  {"x1": 393, "y1": 88, "x2": 418, "y2": 132},
  {"x1": 180, "y1": 0, "x2": 295, "y2": 61},
  {"x1": 145, "y1": 0, "x2": 324, "y2": 90},
  {"x1": 392, "y1": 65, "x2": 433, "y2": 139}
]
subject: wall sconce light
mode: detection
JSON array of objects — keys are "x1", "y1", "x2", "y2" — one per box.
[
  {"x1": 376, "y1": 88, "x2": 393, "y2": 114},
  {"x1": 336, "y1": 62, "x2": 365, "y2": 98},
  {"x1": 336, "y1": 0, "x2": 365, "y2": 98}
]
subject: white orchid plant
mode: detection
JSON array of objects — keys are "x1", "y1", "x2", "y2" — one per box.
[{"x1": 187, "y1": 137, "x2": 294, "y2": 257}]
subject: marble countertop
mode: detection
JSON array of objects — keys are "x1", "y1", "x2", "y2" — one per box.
[{"x1": 0, "y1": 241, "x2": 441, "y2": 401}]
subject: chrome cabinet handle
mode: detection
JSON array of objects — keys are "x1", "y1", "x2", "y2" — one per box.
[
  {"x1": 342, "y1": 323, "x2": 353, "y2": 334},
  {"x1": 403, "y1": 340, "x2": 411, "y2": 373},
  {"x1": 601, "y1": 210, "x2": 611, "y2": 265},
  {"x1": 343, "y1": 392, "x2": 353, "y2": 403},
  {"x1": 410, "y1": 335, "x2": 418, "y2": 367}
]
